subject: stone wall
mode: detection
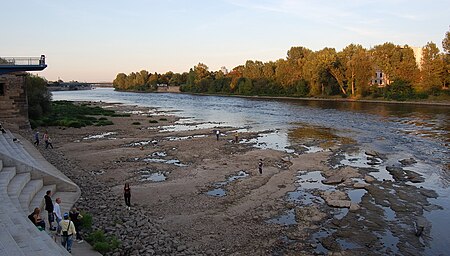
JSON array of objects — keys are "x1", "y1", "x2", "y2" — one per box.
[{"x1": 0, "y1": 72, "x2": 29, "y2": 129}]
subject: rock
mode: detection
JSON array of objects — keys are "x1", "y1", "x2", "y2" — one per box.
[
  {"x1": 386, "y1": 166, "x2": 406, "y2": 182},
  {"x1": 177, "y1": 245, "x2": 187, "y2": 252},
  {"x1": 353, "y1": 182, "x2": 367, "y2": 189},
  {"x1": 349, "y1": 203, "x2": 360, "y2": 211},
  {"x1": 364, "y1": 175, "x2": 375, "y2": 183},
  {"x1": 365, "y1": 150, "x2": 380, "y2": 157},
  {"x1": 399, "y1": 158, "x2": 417, "y2": 166},
  {"x1": 327, "y1": 199, "x2": 352, "y2": 208},
  {"x1": 322, "y1": 175, "x2": 344, "y2": 185},
  {"x1": 420, "y1": 188, "x2": 438, "y2": 198}
]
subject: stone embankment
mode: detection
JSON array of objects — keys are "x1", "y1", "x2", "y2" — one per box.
[{"x1": 34, "y1": 140, "x2": 201, "y2": 256}]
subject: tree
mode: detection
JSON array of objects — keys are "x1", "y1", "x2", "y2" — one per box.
[
  {"x1": 443, "y1": 29, "x2": 450, "y2": 89},
  {"x1": 113, "y1": 73, "x2": 127, "y2": 89},
  {"x1": 419, "y1": 42, "x2": 444, "y2": 93},
  {"x1": 340, "y1": 44, "x2": 373, "y2": 97},
  {"x1": 26, "y1": 74, "x2": 52, "y2": 119}
]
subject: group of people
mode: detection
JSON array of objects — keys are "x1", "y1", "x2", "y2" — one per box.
[
  {"x1": 28, "y1": 190, "x2": 83, "y2": 253},
  {"x1": 33, "y1": 130, "x2": 53, "y2": 149}
]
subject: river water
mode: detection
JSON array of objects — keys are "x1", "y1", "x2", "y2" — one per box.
[{"x1": 53, "y1": 88, "x2": 449, "y2": 254}]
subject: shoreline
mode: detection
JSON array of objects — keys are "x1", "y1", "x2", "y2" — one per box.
[{"x1": 111, "y1": 88, "x2": 450, "y2": 107}]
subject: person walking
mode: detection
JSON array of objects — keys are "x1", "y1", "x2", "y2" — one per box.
[
  {"x1": 258, "y1": 159, "x2": 263, "y2": 174},
  {"x1": 234, "y1": 132, "x2": 239, "y2": 143},
  {"x1": 44, "y1": 190, "x2": 55, "y2": 231},
  {"x1": 124, "y1": 183, "x2": 131, "y2": 210},
  {"x1": 43, "y1": 130, "x2": 53, "y2": 149},
  {"x1": 69, "y1": 207, "x2": 84, "y2": 243},
  {"x1": 59, "y1": 212, "x2": 77, "y2": 253},
  {"x1": 54, "y1": 198, "x2": 62, "y2": 233},
  {"x1": 33, "y1": 131, "x2": 40, "y2": 146}
]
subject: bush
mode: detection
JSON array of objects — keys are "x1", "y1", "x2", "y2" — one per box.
[
  {"x1": 86, "y1": 230, "x2": 120, "y2": 254},
  {"x1": 80, "y1": 212, "x2": 92, "y2": 230},
  {"x1": 159, "y1": 118, "x2": 168, "y2": 121},
  {"x1": 95, "y1": 120, "x2": 113, "y2": 126},
  {"x1": 149, "y1": 120, "x2": 158, "y2": 123},
  {"x1": 383, "y1": 80, "x2": 415, "y2": 101},
  {"x1": 98, "y1": 117, "x2": 108, "y2": 121},
  {"x1": 132, "y1": 122, "x2": 141, "y2": 125}
]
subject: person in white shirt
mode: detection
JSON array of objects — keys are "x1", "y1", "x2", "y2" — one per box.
[{"x1": 53, "y1": 198, "x2": 62, "y2": 233}]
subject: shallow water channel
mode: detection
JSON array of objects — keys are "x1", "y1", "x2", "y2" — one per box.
[{"x1": 54, "y1": 88, "x2": 449, "y2": 254}]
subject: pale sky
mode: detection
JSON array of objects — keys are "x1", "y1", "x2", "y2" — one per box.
[{"x1": 2, "y1": 0, "x2": 449, "y2": 82}]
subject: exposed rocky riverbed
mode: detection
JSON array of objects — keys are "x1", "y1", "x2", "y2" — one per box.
[{"x1": 20, "y1": 102, "x2": 443, "y2": 255}]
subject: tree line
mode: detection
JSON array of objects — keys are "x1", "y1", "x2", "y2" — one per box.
[{"x1": 114, "y1": 30, "x2": 450, "y2": 101}]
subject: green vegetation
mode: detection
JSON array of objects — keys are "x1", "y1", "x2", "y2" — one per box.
[
  {"x1": 80, "y1": 212, "x2": 93, "y2": 230},
  {"x1": 113, "y1": 29, "x2": 450, "y2": 102},
  {"x1": 26, "y1": 74, "x2": 52, "y2": 120},
  {"x1": 86, "y1": 230, "x2": 120, "y2": 254},
  {"x1": 30, "y1": 101, "x2": 115, "y2": 128},
  {"x1": 159, "y1": 118, "x2": 168, "y2": 121},
  {"x1": 132, "y1": 121, "x2": 141, "y2": 125},
  {"x1": 149, "y1": 120, "x2": 158, "y2": 123}
]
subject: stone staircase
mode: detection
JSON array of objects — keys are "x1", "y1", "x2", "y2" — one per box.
[{"x1": 0, "y1": 129, "x2": 81, "y2": 255}]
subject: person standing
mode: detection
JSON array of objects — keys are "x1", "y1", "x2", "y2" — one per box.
[
  {"x1": 44, "y1": 190, "x2": 55, "y2": 231},
  {"x1": 60, "y1": 212, "x2": 77, "y2": 253},
  {"x1": 43, "y1": 130, "x2": 53, "y2": 149},
  {"x1": 234, "y1": 132, "x2": 239, "y2": 143},
  {"x1": 33, "y1": 131, "x2": 40, "y2": 146},
  {"x1": 215, "y1": 130, "x2": 220, "y2": 141},
  {"x1": 258, "y1": 159, "x2": 263, "y2": 174},
  {"x1": 124, "y1": 183, "x2": 131, "y2": 210},
  {"x1": 54, "y1": 198, "x2": 62, "y2": 233},
  {"x1": 69, "y1": 207, "x2": 84, "y2": 243}
]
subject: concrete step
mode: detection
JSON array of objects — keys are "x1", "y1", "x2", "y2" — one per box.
[
  {"x1": 7, "y1": 172, "x2": 31, "y2": 198},
  {"x1": 29, "y1": 185, "x2": 56, "y2": 213},
  {"x1": 0, "y1": 167, "x2": 17, "y2": 191},
  {"x1": 19, "y1": 179, "x2": 43, "y2": 212},
  {"x1": 0, "y1": 223, "x2": 25, "y2": 256}
]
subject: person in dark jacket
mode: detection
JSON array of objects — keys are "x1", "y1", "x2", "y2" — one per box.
[
  {"x1": 44, "y1": 190, "x2": 55, "y2": 230},
  {"x1": 124, "y1": 183, "x2": 131, "y2": 210},
  {"x1": 69, "y1": 207, "x2": 84, "y2": 243}
]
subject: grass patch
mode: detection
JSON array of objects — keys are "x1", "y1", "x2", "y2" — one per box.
[
  {"x1": 30, "y1": 101, "x2": 116, "y2": 128},
  {"x1": 80, "y1": 212, "x2": 93, "y2": 231},
  {"x1": 159, "y1": 118, "x2": 168, "y2": 121},
  {"x1": 86, "y1": 230, "x2": 120, "y2": 254},
  {"x1": 111, "y1": 113, "x2": 131, "y2": 117},
  {"x1": 132, "y1": 121, "x2": 141, "y2": 125},
  {"x1": 149, "y1": 120, "x2": 158, "y2": 123}
]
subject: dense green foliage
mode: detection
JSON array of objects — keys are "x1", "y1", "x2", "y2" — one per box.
[
  {"x1": 114, "y1": 29, "x2": 450, "y2": 101},
  {"x1": 26, "y1": 75, "x2": 52, "y2": 120},
  {"x1": 30, "y1": 101, "x2": 115, "y2": 128},
  {"x1": 86, "y1": 230, "x2": 120, "y2": 254}
]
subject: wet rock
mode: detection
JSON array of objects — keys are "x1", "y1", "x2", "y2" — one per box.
[
  {"x1": 399, "y1": 158, "x2": 417, "y2": 166},
  {"x1": 419, "y1": 188, "x2": 438, "y2": 198},
  {"x1": 327, "y1": 200, "x2": 352, "y2": 208},
  {"x1": 365, "y1": 150, "x2": 381, "y2": 158}
]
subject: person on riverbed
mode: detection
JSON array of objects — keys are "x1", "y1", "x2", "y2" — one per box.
[
  {"x1": 43, "y1": 130, "x2": 53, "y2": 149},
  {"x1": 33, "y1": 131, "x2": 40, "y2": 146},
  {"x1": 258, "y1": 159, "x2": 263, "y2": 174},
  {"x1": 215, "y1": 130, "x2": 220, "y2": 141},
  {"x1": 124, "y1": 183, "x2": 131, "y2": 210}
]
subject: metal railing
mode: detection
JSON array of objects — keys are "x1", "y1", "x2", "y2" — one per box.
[{"x1": 0, "y1": 56, "x2": 46, "y2": 66}]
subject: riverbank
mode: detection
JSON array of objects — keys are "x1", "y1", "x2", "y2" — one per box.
[{"x1": 24, "y1": 101, "x2": 445, "y2": 255}]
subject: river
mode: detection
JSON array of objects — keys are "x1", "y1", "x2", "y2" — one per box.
[{"x1": 53, "y1": 88, "x2": 449, "y2": 255}]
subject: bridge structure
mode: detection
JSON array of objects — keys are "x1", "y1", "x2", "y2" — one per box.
[{"x1": 0, "y1": 55, "x2": 47, "y2": 75}]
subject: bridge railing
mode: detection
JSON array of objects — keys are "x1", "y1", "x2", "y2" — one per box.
[{"x1": 0, "y1": 56, "x2": 46, "y2": 66}]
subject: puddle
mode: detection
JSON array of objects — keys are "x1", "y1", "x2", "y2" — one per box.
[
  {"x1": 379, "y1": 229, "x2": 399, "y2": 254},
  {"x1": 334, "y1": 151, "x2": 394, "y2": 182},
  {"x1": 124, "y1": 140, "x2": 157, "y2": 147},
  {"x1": 83, "y1": 132, "x2": 117, "y2": 140},
  {"x1": 334, "y1": 208, "x2": 349, "y2": 220},
  {"x1": 337, "y1": 238, "x2": 363, "y2": 250},
  {"x1": 245, "y1": 131, "x2": 295, "y2": 153},
  {"x1": 348, "y1": 189, "x2": 367, "y2": 204},
  {"x1": 151, "y1": 151, "x2": 167, "y2": 157},
  {"x1": 140, "y1": 171, "x2": 167, "y2": 182},
  {"x1": 267, "y1": 209, "x2": 297, "y2": 226},
  {"x1": 382, "y1": 206, "x2": 396, "y2": 221},
  {"x1": 312, "y1": 229, "x2": 336, "y2": 254},
  {"x1": 304, "y1": 145, "x2": 327, "y2": 153},
  {"x1": 159, "y1": 122, "x2": 223, "y2": 132},
  {"x1": 165, "y1": 134, "x2": 207, "y2": 141},
  {"x1": 142, "y1": 158, "x2": 188, "y2": 167},
  {"x1": 206, "y1": 188, "x2": 226, "y2": 197},
  {"x1": 296, "y1": 171, "x2": 335, "y2": 191},
  {"x1": 206, "y1": 170, "x2": 249, "y2": 197}
]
